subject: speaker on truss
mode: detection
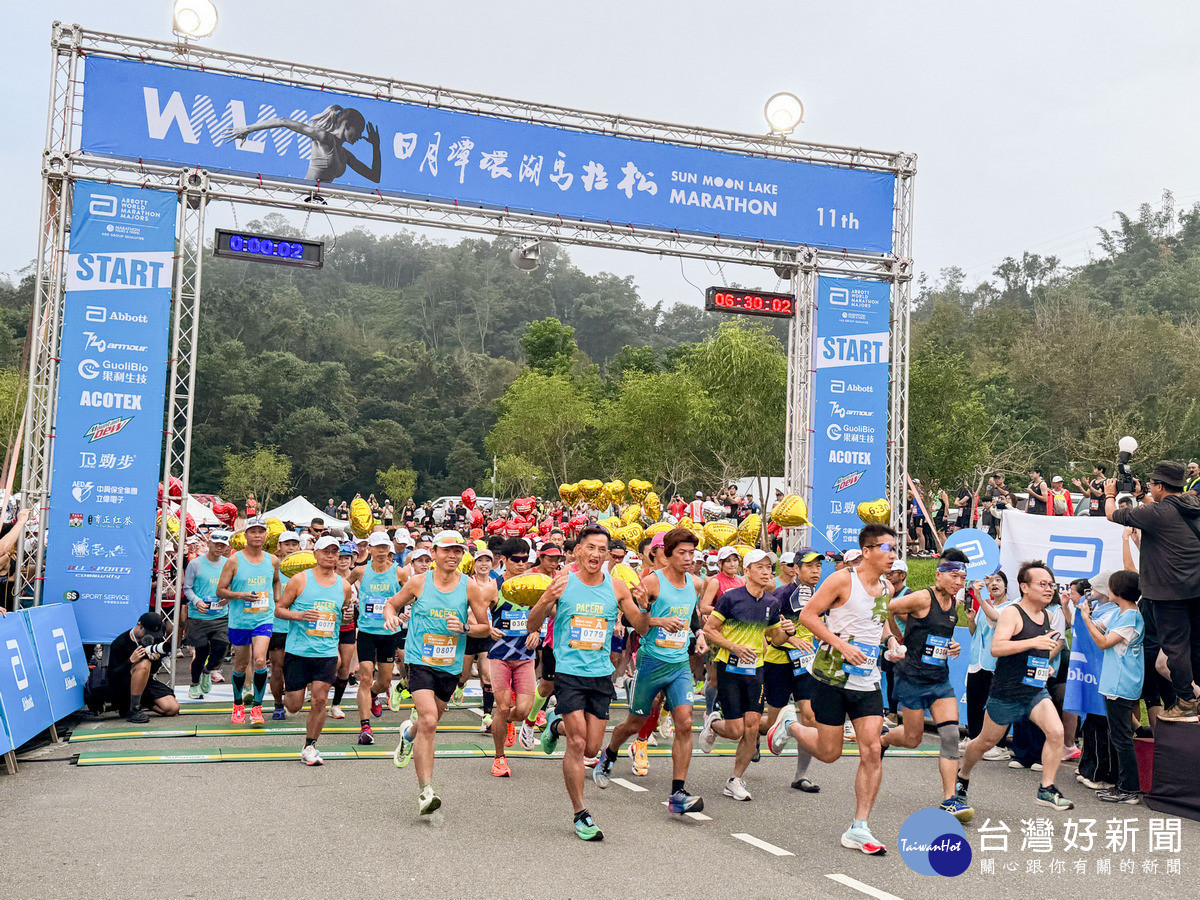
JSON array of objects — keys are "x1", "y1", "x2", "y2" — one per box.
[{"x1": 510, "y1": 241, "x2": 541, "y2": 272}]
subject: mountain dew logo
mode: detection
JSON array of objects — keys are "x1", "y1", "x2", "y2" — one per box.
[{"x1": 85, "y1": 416, "x2": 132, "y2": 442}]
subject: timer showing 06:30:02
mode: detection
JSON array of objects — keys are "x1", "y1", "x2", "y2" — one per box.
[
  {"x1": 704, "y1": 286, "x2": 796, "y2": 319},
  {"x1": 212, "y1": 228, "x2": 325, "y2": 269}
]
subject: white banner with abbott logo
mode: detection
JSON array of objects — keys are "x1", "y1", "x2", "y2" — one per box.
[{"x1": 998, "y1": 510, "x2": 1130, "y2": 597}]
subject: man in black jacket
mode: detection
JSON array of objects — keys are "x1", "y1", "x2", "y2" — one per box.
[{"x1": 1107, "y1": 460, "x2": 1200, "y2": 721}]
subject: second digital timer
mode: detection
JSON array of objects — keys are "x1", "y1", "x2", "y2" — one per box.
[{"x1": 704, "y1": 287, "x2": 796, "y2": 319}]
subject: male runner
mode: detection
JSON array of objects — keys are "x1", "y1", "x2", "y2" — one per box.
[
  {"x1": 698, "y1": 546, "x2": 744, "y2": 716},
  {"x1": 183, "y1": 530, "x2": 231, "y2": 700},
  {"x1": 879, "y1": 548, "x2": 974, "y2": 821},
  {"x1": 268, "y1": 530, "x2": 301, "y2": 719},
  {"x1": 388, "y1": 546, "x2": 430, "y2": 710},
  {"x1": 528, "y1": 525, "x2": 649, "y2": 841},
  {"x1": 348, "y1": 531, "x2": 402, "y2": 745},
  {"x1": 767, "y1": 524, "x2": 897, "y2": 855},
  {"x1": 216, "y1": 517, "x2": 281, "y2": 726},
  {"x1": 760, "y1": 547, "x2": 823, "y2": 792},
  {"x1": 594, "y1": 528, "x2": 704, "y2": 814},
  {"x1": 384, "y1": 531, "x2": 490, "y2": 816},
  {"x1": 956, "y1": 560, "x2": 1074, "y2": 811},
  {"x1": 275, "y1": 535, "x2": 352, "y2": 765},
  {"x1": 698, "y1": 548, "x2": 779, "y2": 800}
]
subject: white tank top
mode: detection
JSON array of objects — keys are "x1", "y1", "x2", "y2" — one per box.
[{"x1": 824, "y1": 570, "x2": 889, "y2": 690}]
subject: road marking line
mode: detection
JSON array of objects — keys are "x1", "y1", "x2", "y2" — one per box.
[
  {"x1": 825, "y1": 874, "x2": 905, "y2": 900},
  {"x1": 611, "y1": 777, "x2": 649, "y2": 792},
  {"x1": 468, "y1": 708, "x2": 485, "y2": 717},
  {"x1": 660, "y1": 800, "x2": 712, "y2": 821},
  {"x1": 730, "y1": 833, "x2": 794, "y2": 856}
]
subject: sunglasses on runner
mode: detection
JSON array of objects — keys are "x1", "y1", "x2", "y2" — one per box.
[{"x1": 866, "y1": 541, "x2": 896, "y2": 553}]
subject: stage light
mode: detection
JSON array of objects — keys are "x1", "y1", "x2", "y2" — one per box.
[
  {"x1": 173, "y1": 1, "x2": 218, "y2": 39},
  {"x1": 764, "y1": 92, "x2": 804, "y2": 135},
  {"x1": 510, "y1": 241, "x2": 541, "y2": 272}
]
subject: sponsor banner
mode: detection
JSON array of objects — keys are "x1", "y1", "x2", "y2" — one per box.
[
  {"x1": 809, "y1": 276, "x2": 891, "y2": 551},
  {"x1": 23, "y1": 605, "x2": 88, "y2": 723},
  {"x1": 998, "y1": 510, "x2": 1127, "y2": 598},
  {"x1": 43, "y1": 180, "x2": 176, "y2": 643},
  {"x1": 80, "y1": 55, "x2": 895, "y2": 253},
  {"x1": 1063, "y1": 621, "x2": 1107, "y2": 718},
  {"x1": 0, "y1": 611, "x2": 53, "y2": 750},
  {"x1": 944, "y1": 528, "x2": 1001, "y2": 579}
]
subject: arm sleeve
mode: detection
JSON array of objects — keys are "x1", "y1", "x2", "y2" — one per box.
[{"x1": 183, "y1": 559, "x2": 200, "y2": 605}]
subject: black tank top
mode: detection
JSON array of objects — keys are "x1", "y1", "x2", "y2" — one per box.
[
  {"x1": 991, "y1": 604, "x2": 1051, "y2": 702},
  {"x1": 898, "y1": 588, "x2": 958, "y2": 684}
]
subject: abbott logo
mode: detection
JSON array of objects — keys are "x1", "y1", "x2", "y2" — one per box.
[
  {"x1": 1046, "y1": 535, "x2": 1104, "y2": 579},
  {"x1": 956, "y1": 539, "x2": 985, "y2": 566},
  {"x1": 7, "y1": 639, "x2": 29, "y2": 690},
  {"x1": 89, "y1": 195, "x2": 118, "y2": 217},
  {"x1": 53, "y1": 627, "x2": 72, "y2": 672},
  {"x1": 85, "y1": 306, "x2": 107, "y2": 323},
  {"x1": 828, "y1": 287, "x2": 850, "y2": 307}
]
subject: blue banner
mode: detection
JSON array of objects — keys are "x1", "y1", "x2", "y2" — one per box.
[
  {"x1": 809, "y1": 276, "x2": 891, "y2": 551},
  {"x1": 23, "y1": 605, "x2": 88, "y2": 723},
  {"x1": 80, "y1": 56, "x2": 895, "y2": 254},
  {"x1": 1064, "y1": 621, "x2": 1106, "y2": 718},
  {"x1": 42, "y1": 180, "x2": 176, "y2": 643},
  {"x1": 0, "y1": 612, "x2": 53, "y2": 750}
]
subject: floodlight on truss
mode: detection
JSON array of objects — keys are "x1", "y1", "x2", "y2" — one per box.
[
  {"x1": 172, "y1": 0, "x2": 218, "y2": 39},
  {"x1": 764, "y1": 92, "x2": 804, "y2": 135}
]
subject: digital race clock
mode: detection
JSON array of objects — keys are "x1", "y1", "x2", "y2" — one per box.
[
  {"x1": 704, "y1": 287, "x2": 796, "y2": 319},
  {"x1": 213, "y1": 229, "x2": 324, "y2": 269}
]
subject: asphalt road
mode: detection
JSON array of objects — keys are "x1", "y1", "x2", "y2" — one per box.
[{"x1": 2, "y1": 692, "x2": 1197, "y2": 900}]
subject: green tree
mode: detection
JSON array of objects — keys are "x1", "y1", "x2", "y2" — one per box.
[
  {"x1": 222, "y1": 447, "x2": 292, "y2": 509},
  {"x1": 493, "y1": 454, "x2": 549, "y2": 499},
  {"x1": 486, "y1": 372, "x2": 595, "y2": 485},
  {"x1": 907, "y1": 344, "x2": 990, "y2": 488},
  {"x1": 376, "y1": 465, "x2": 418, "y2": 504},
  {"x1": 519, "y1": 317, "x2": 577, "y2": 375}
]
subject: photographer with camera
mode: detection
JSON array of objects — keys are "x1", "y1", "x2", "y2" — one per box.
[
  {"x1": 107, "y1": 611, "x2": 182, "y2": 724},
  {"x1": 1106, "y1": 460, "x2": 1200, "y2": 722}
]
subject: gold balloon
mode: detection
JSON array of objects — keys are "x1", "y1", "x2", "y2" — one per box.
[
  {"x1": 596, "y1": 488, "x2": 612, "y2": 511},
  {"x1": 579, "y1": 479, "x2": 604, "y2": 504},
  {"x1": 616, "y1": 523, "x2": 644, "y2": 548},
  {"x1": 856, "y1": 498, "x2": 892, "y2": 525},
  {"x1": 628, "y1": 479, "x2": 652, "y2": 502},
  {"x1": 280, "y1": 550, "x2": 317, "y2": 578},
  {"x1": 459, "y1": 551, "x2": 475, "y2": 574},
  {"x1": 558, "y1": 483, "x2": 576, "y2": 504},
  {"x1": 230, "y1": 530, "x2": 247, "y2": 551},
  {"x1": 644, "y1": 521, "x2": 673, "y2": 538},
  {"x1": 642, "y1": 491, "x2": 662, "y2": 522},
  {"x1": 620, "y1": 505, "x2": 642, "y2": 525},
  {"x1": 610, "y1": 563, "x2": 641, "y2": 592},
  {"x1": 703, "y1": 521, "x2": 737, "y2": 548},
  {"x1": 500, "y1": 573, "x2": 552, "y2": 608},
  {"x1": 264, "y1": 516, "x2": 285, "y2": 554},
  {"x1": 733, "y1": 543, "x2": 754, "y2": 559},
  {"x1": 598, "y1": 516, "x2": 623, "y2": 533},
  {"x1": 604, "y1": 480, "x2": 626, "y2": 504},
  {"x1": 737, "y1": 514, "x2": 763, "y2": 548},
  {"x1": 350, "y1": 498, "x2": 373, "y2": 538},
  {"x1": 771, "y1": 494, "x2": 810, "y2": 528}
]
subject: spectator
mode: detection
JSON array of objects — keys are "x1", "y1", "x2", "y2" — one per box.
[
  {"x1": 245, "y1": 492, "x2": 258, "y2": 518},
  {"x1": 1073, "y1": 465, "x2": 1107, "y2": 517},
  {"x1": 1187, "y1": 462, "x2": 1200, "y2": 495},
  {"x1": 1025, "y1": 470, "x2": 1048, "y2": 515},
  {"x1": 954, "y1": 479, "x2": 976, "y2": 532},
  {"x1": 1106, "y1": 460, "x2": 1200, "y2": 721},
  {"x1": 668, "y1": 494, "x2": 687, "y2": 520},
  {"x1": 1046, "y1": 476, "x2": 1075, "y2": 516},
  {"x1": 982, "y1": 474, "x2": 1011, "y2": 539},
  {"x1": 323, "y1": 497, "x2": 338, "y2": 518}
]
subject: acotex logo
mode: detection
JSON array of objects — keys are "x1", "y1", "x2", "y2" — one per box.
[{"x1": 85, "y1": 416, "x2": 133, "y2": 442}]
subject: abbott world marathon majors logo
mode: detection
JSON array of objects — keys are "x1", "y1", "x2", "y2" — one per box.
[{"x1": 898, "y1": 809, "x2": 972, "y2": 877}]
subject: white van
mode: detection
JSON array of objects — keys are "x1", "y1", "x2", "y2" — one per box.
[{"x1": 431, "y1": 495, "x2": 498, "y2": 525}]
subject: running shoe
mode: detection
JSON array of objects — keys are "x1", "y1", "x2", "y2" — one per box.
[
  {"x1": 841, "y1": 824, "x2": 887, "y2": 855},
  {"x1": 593, "y1": 753, "x2": 614, "y2": 788},
  {"x1": 698, "y1": 711, "x2": 720, "y2": 754},
  {"x1": 401, "y1": 688, "x2": 411, "y2": 701},
  {"x1": 452, "y1": 686, "x2": 465, "y2": 705},
  {"x1": 249, "y1": 705, "x2": 265, "y2": 726},
  {"x1": 629, "y1": 739, "x2": 649, "y2": 776},
  {"x1": 657, "y1": 713, "x2": 675, "y2": 740},
  {"x1": 300, "y1": 745, "x2": 323, "y2": 766},
  {"x1": 1036, "y1": 784, "x2": 1074, "y2": 811},
  {"x1": 541, "y1": 709, "x2": 562, "y2": 755},
  {"x1": 1061, "y1": 745, "x2": 1082, "y2": 761},
  {"x1": 519, "y1": 720, "x2": 537, "y2": 750},
  {"x1": 388, "y1": 682, "x2": 404, "y2": 712},
  {"x1": 393, "y1": 722, "x2": 415, "y2": 768},
  {"x1": 722, "y1": 777, "x2": 752, "y2": 801},
  {"x1": 505, "y1": 721, "x2": 516, "y2": 748},
  {"x1": 371, "y1": 694, "x2": 383, "y2": 718},
  {"x1": 491, "y1": 757, "x2": 511, "y2": 778},
  {"x1": 230, "y1": 704, "x2": 246, "y2": 725},
  {"x1": 1097, "y1": 788, "x2": 1140, "y2": 804},
  {"x1": 188, "y1": 684, "x2": 203, "y2": 700},
  {"x1": 984, "y1": 746, "x2": 1012, "y2": 761},
  {"x1": 574, "y1": 811, "x2": 603, "y2": 842},
  {"x1": 358, "y1": 724, "x2": 374, "y2": 745},
  {"x1": 272, "y1": 706, "x2": 287, "y2": 721},
  {"x1": 209, "y1": 670, "x2": 224, "y2": 684},
  {"x1": 939, "y1": 797, "x2": 975, "y2": 824},
  {"x1": 418, "y1": 784, "x2": 441, "y2": 816},
  {"x1": 791, "y1": 778, "x2": 820, "y2": 793},
  {"x1": 200, "y1": 673, "x2": 213, "y2": 694},
  {"x1": 843, "y1": 721, "x2": 857, "y2": 742},
  {"x1": 954, "y1": 774, "x2": 970, "y2": 801},
  {"x1": 751, "y1": 738, "x2": 761, "y2": 763},
  {"x1": 536, "y1": 710, "x2": 547, "y2": 729},
  {"x1": 768, "y1": 705, "x2": 797, "y2": 755},
  {"x1": 329, "y1": 704, "x2": 345, "y2": 720},
  {"x1": 668, "y1": 789, "x2": 704, "y2": 814},
  {"x1": 1076, "y1": 774, "x2": 1114, "y2": 790},
  {"x1": 480, "y1": 714, "x2": 493, "y2": 734},
  {"x1": 126, "y1": 708, "x2": 150, "y2": 725}
]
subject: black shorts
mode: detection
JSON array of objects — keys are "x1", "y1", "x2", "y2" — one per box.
[
  {"x1": 112, "y1": 675, "x2": 173, "y2": 714},
  {"x1": 268, "y1": 630, "x2": 288, "y2": 652},
  {"x1": 408, "y1": 664, "x2": 459, "y2": 703},
  {"x1": 338, "y1": 628, "x2": 356, "y2": 645},
  {"x1": 356, "y1": 630, "x2": 397, "y2": 664},
  {"x1": 763, "y1": 660, "x2": 812, "y2": 709},
  {"x1": 716, "y1": 661, "x2": 764, "y2": 719},
  {"x1": 540, "y1": 645, "x2": 557, "y2": 680},
  {"x1": 184, "y1": 617, "x2": 228, "y2": 648},
  {"x1": 465, "y1": 635, "x2": 493, "y2": 656},
  {"x1": 809, "y1": 678, "x2": 884, "y2": 727},
  {"x1": 554, "y1": 672, "x2": 616, "y2": 719},
  {"x1": 283, "y1": 653, "x2": 337, "y2": 693}
]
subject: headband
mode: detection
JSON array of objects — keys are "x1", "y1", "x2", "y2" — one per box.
[{"x1": 937, "y1": 561, "x2": 967, "y2": 574}]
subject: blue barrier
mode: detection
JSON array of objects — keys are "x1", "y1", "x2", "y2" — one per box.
[
  {"x1": 0, "y1": 611, "x2": 54, "y2": 749},
  {"x1": 0, "y1": 605, "x2": 88, "y2": 752},
  {"x1": 23, "y1": 605, "x2": 88, "y2": 723}
]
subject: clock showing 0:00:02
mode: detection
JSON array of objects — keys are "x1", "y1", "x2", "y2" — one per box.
[
  {"x1": 212, "y1": 228, "x2": 325, "y2": 269},
  {"x1": 704, "y1": 287, "x2": 796, "y2": 319}
]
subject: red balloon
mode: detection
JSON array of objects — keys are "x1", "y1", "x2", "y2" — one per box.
[
  {"x1": 486, "y1": 518, "x2": 506, "y2": 535},
  {"x1": 212, "y1": 501, "x2": 238, "y2": 528},
  {"x1": 470, "y1": 508, "x2": 485, "y2": 528},
  {"x1": 504, "y1": 520, "x2": 525, "y2": 537},
  {"x1": 168, "y1": 476, "x2": 184, "y2": 500},
  {"x1": 461, "y1": 488, "x2": 477, "y2": 511},
  {"x1": 539, "y1": 519, "x2": 552, "y2": 536},
  {"x1": 469, "y1": 528, "x2": 484, "y2": 541},
  {"x1": 184, "y1": 512, "x2": 197, "y2": 537},
  {"x1": 512, "y1": 496, "x2": 534, "y2": 516}
]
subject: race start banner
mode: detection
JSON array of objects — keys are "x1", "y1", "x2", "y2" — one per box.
[
  {"x1": 42, "y1": 180, "x2": 176, "y2": 643},
  {"x1": 809, "y1": 276, "x2": 891, "y2": 551},
  {"x1": 79, "y1": 56, "x2": 895, "y2": 253}
]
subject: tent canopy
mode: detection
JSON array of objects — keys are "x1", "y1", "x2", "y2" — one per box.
[
  {"x1": 263, "y1": 495, "x2": 351, "y2": 531},
  {"x1": 182, "y1": 494, "x2": 221, "y2": 526}
]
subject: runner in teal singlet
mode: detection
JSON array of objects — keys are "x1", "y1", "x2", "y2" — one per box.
[
  {"x1": 348, "y1": 532, "x2": 403, "y2": 745},
  {"x1": 182, "y1": 530, "x2": 231, "y2": 700},
  {"x1": 268, "y1": 531, "x2": 301, "y2": 720}
]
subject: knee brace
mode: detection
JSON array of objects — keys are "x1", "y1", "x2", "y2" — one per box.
[{"x1": 936, "y1": 721, "x2": 960, "y2": 760}]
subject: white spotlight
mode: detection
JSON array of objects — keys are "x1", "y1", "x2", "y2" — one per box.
[
  {"x1": 764, "y1": 92, "x2": 804, "y2": 135},
  {"x1": 173, "y1": 1, "x2": 218, "y2": 39}
]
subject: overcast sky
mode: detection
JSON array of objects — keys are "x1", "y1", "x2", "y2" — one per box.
[{"x1": 3, "y1": 1, "x2": 1199, "y2": 308}]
